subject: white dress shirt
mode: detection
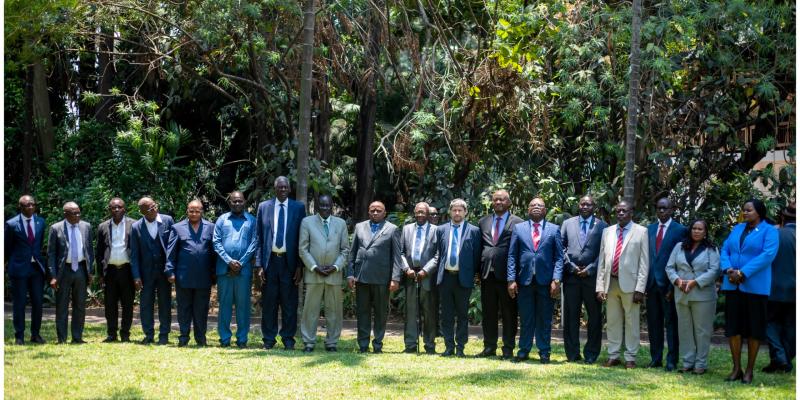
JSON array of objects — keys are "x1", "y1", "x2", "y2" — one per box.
[
  {"x1": 144, "y1": 214, "x2": 163, "y2": 240},
  {"x1": 108, "y1": 219, "x2": 130, "y2": 265},
  {"x1": 272, "y1": 198, "x2": 289, "y2": 253}
]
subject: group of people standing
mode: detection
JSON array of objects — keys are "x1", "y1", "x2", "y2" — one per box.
[{"x1": 5, "y1": 181, "x2": 795, "y2": 385}]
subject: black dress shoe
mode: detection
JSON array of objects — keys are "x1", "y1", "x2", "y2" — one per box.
[
  {"x1": 237, "y1": 343, "x2": 248, "y2": 349},
  {"x1": 220, "y1": 342, "x2": 231, "y2": 348},
  {"x1": 456, "y1": 350, "x2": 466, "y2": 358},
  {"x1": 284, "y1": 345, "x2": 295, "y2": 351},
  {"x1": 196, "y1": 341, "x2": 207, "y2": 347},
  {"x1": 476, "y1": 348, "x2": 496, "y2": 358},
  {"x1": 403, "y1": 347, "x2": 417, "y2": 354},
  {"x1": 665, "y1": 363, "x2": 676, "y2": 372},
  {"x1": 120, "y1": 336, "x2": 131, "y2": 343},
  {"x1": 263, "y1": 342, "x2": 275, "y2": 350},
  {"x1": 584, "y1": 359, "x2": 597, "y2": 365},
  {"x1": 762, "y1": 362, "x2": 779, "y2": 373},
  {"x1": 647, "y1": 361, "x2": 663, "y2": 368},
  {"x1": 140, "y1": 338, "x2": 154, "y2": 345},
  {"x1": 102, "y1": 336, "x2": 118, "y2": 343},
  {"x1": 178, "y1": 340, "x2": 188, "y2": 347},
  {"x1": 512, "y1": 354, "x2": 530, "y2": 363},
  {"x1": 57, "y1": 339, "x2": 67, "y2": 345},
  {"x1": 325, "y1": 346, "x2": 337, "y2": 352},
  {"x1": 358, "y1": 347, "x2": 369, "y2": 353},
  {"x1": 30, "y1": 335, "x2": 45, "y2": 344},
  {"x1": 14, "y1": 338, "x2": 24, "y2": 345},
  {"x1": 71, "y1": 339, "x2": 87, "y2": 344},
  {"x1": 441, "y1": 348, "x2": 455, "y2": 357},
  {"x1": 373, "y1": 348, "x2": 383, "y2": 354},
  {"x1": 425, "y1": 348, "x2": 436, "y2": 355},
  {"x1": 539, "y1": 355, "x2": 551, "y2": 364},
  {"x1": 303, "y1": 346, "x2": 314, "y2": 353},
  {"x1": 567, "y1": 355, "x2": 583, "y2": 363},
  {"x1": 157, "y1": 339, "x2": 169, "y2": 346}
]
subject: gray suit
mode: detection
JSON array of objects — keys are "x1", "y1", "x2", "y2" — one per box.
[
  {"x1": 47, "y1": 219, "x2": 95, "y2": 342},
  {"x1": 665, "y1": 243, "x2": 720, "y2": 369},
  {"x1": 347, "y1": 220, "x2": 402, "y2": 351},
  {"x1": 394, "y1": 222, "x2": 438, "y2": 351},
  {"x1": 299, "y1": 214, "x2": 349, "y2": 348}
]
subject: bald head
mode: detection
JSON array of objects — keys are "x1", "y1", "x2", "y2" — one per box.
[
  {"x1": 63, "y1": 202, "x2": 81, "y2": 225},
  {"x1": 187, "y1": 200, "x2": 204, "y2": 224},
  {"x1": 413, "y1": 202, "x2": 430, "y2": 225},
  {"x1": 18, "y1": 195, "x2": 36, "y2": 218},
  {"x1": 491, "y1": 190, "x2": 511, "y2": 216},
  {"x1": 138, "y1": 197, "x2": 159, "y2": 222},
  {"x1": 274, "y1": 176, "x2": 290, "y2": 202},
  {"x1": 368, "y1": 201, "x2": 386, "y2": 224}
]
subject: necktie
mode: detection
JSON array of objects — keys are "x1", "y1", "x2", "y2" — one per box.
[
  {"x1": 323, "y1": 220, "x2": 329, "y2": 237},
  {"x1": 492, "y1": 217, "x2": 501, "y2": 244},
  {"x1": 532, "y1": 223, "x2": 541, "y2": 251},
  {"x1": 655, "y1": 224, "x2": 665, "y2": 253},
  {"x1": 413, "y1": 225, "x2": 423, "y2": 267},
  {"x1": 370, "y1": 223, "x2": 379, "y2": 236},
  {"x1": 449, "y1": 224, "x2": 460, "y2": 267},
  {"x1": 26, "y1": 219, "x2": 35, "y2": 245},
  {"x1": 580, "y1": 220, "x2": 588, "y2": 246},
  {"x1": 276, "y1": 204, "x2": 285, "y2": 248},
  {"x1": 69, "y1": 224, "x2": 80, "y2": 271},
  {"x1": 612, "y1": 227, "x2": 624, "y2": 276}
]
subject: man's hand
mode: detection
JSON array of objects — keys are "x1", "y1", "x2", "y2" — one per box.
[
  {"x1": 293, "y1": 268, "x2": 303, "y2": 286},
  {"x1": 507, "y1": 282, "x2": 518, "y2": 299},
  {"x1": 228, "y1": 260, "x2": 242, "y2": 274},
  {"x1": 347, "y1": 276, "x2": 356, "y2": 290},
  {"x1": 314, "y1": 266, "x2": 327, "y2": 276},
  {"x1": 389, "y1": 280, "x2": 400, "y2": 292},
  {"x1": 50, "y1": 278, "x2": 58, "y2": 290},
  {"x1": 405, "y1": 269, "x2": 417, "y2": 279},
  {"x1": 416, "y1": 270, "x2": 427, "y2": 282},
  {"x1": 134, "y1": 279, "x2": 143, "y2": 291},
  {"x1": 258, "y1": 268, "x2": 265, "y2": 284},
  {"x1": 596, "y1": 291, "x2": 607, "y2": 302},
  {"x1": 550, "y1": 280, "x2": 560, "y2": 298},
  {"x1": 577, "y1": 268, "x2": 589, "y2": 278},
  {"x1": 633, "y1": 291, "x2": 645, "y2": 304},
  {"x1": 167, "y1": 275, "x2": 175, "y2": 284}
]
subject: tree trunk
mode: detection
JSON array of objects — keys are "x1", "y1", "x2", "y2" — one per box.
[
  {"x1": 31, "y1": 60, "x2": 55, "y2": 159},
  {"x1": 21, "y1": 67, "x2": 35, "y2": 192},
  {"x1": 96, "y1": 30, "x2": 114, "y2": 122},
  {"x1": 623, "y1": 0, "x2": 643, "y2": 205}
]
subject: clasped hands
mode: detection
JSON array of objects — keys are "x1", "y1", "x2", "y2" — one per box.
[
  {"x1": 726, "y1": 269, "x2": 745, "y2": 285},
  {"x1": 314, "y1": 265, "x2": 337, "y2": 277},
  {"x1": 673, "y1": 278, "x2": 698, "y2": 293},
  {"x1": 572, "y1": 263, "x2": 590, "y2": 278},
  {"x1": 506, "y1": 280, "x2": 560, "y2": 299},
  {"x1": 595, "y1": 290, "x2": 645, "y2": 304}
]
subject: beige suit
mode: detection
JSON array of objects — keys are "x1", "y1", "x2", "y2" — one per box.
[
  {"x1": 596, "y1": 222, "x2": 649, "y2": 362},
  {"x1": 299, "y1": 214, "x2": 349, "y2": 347}
]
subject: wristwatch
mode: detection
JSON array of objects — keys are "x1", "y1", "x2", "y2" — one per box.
[{"x1": 553, "y1": 279, "x2": 561, "y2": 285}]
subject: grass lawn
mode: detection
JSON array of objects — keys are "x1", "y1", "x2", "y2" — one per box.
[{"x1": 4, "y1": 320, "x2": 795, "y2": 399}]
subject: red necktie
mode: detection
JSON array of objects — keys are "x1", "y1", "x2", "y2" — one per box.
[
  {"x1": 655, "y1": 224, "x2": 665, "y2": 253},
  {"x1": 612, "y1": 227, "x2": 623, "y2": 276},
  {"x1": 26, "y1": 219, "x2": 35, "y2": 245},
  {"x1": 532, "y1": 223, "x2": 541, "y2": 251},
  {"x1": 493, "y1": 217, "x2": 501, "y2": 244}
]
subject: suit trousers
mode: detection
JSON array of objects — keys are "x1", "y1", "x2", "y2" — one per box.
[
  {"x1": 104, "y1": 264, "x2": 135, "y2": 339},
  {"x1": 402, "y1": 276, "x2": 437, "y2": 351},
  {"x1": 261, "y1": 254, "x2": 298, "y2": 347},
  {"x1": 55, "y1": 266, "x2": 88, "y2": 342},
  {"x1": 562, "y1": 276, "x2": 602, "y2": 362},
  {"x1": 217, "y1": 273, "x2": 252, "y2": 345},
  {"x1": 11, "y1": 265, "x2": 44, "y2": 340},
  {"x1": 675, "y1": 299, "x2": 716, "y2": 369},
  {"x1": 606, "y1": 277, "x2": 641, "y2": 362},
  {"x1": 176, "y1": 286, "x2": 211, "y2": 344},
  {"x1": 480, "y1": 273, "x2": 517, "y2": 354},
  {"x1": 645, "y1": 284, "x2": 679, "y2": 365},
  {"x1": 517, "y1": 283, "x2": 554, "y2": 356},
  {"x1": 139, "y1": 271, "x2": 172, "y2": 341},
  {"x1": 439, "y1": 273, "x2": 471, "y2": 351},
  {"x1": 766, "y1": 301, "x2": 796, "y2": 366},
  {"x1": 301, "y1": 282, "x2": 343, "y2": 347},
  {"x1": 355, "y1": 282, "x2": 389, "y2": 350}
]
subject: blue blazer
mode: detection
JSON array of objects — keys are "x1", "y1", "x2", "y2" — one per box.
[
  {"x1": 165, "y1": 219, "x2": 215, "y2": 289},
  {"x1": 435, "y1": 222, "x2": 481, "y2": 288},
  {"x1": 768, "y1": 223, "x2": 795, "y2": 303},
  {"x1": 720, "y1": 220, "x2": 779, "y2": 296},
  {"x1": 647, "y1": 221, "x2": 688, "y2": 289},
  {"x1": 255, "y1": 198, "x2": 306, "y2": 273},
  {"x1": 4, "y1": 214, "x2": 46, "y2": 278},
  {"x1": 507, "y1": 220, "x2": 564, "y2": 286},
  {"x1": 130, "y1": 214, "x2": 174, "y2": 281}
]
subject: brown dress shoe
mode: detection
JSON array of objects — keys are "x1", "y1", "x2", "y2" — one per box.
[
  {"x1": 625, "y1": 361, "x2": 636, "y2": 369},
  {"x1": 603, "y1": 358, "x2": 622, "y2": 367}
]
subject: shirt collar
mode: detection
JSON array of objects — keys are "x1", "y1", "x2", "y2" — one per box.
[
  {"x1": 229, "y1": 212, "x2": 246, "y2": 220},
  {"x1": 659, "y1": 218, "x2": 673, "y2": 229},
  {"x1": 318, "y1": 214, "x2": 330, "y2": 224},
  {"x1": 416, "y1": 221, "x2": 429, "y2": 229},
  {"x1": 493, "y1": 211, "x2": 509, "y2": 221},
  {"x1": 112, "y1": 217, "x2": 126, "y2": 228},
  {"x1": 580, "y1": 215, "x2": 593, "y2": 225},
  {"x1": 145, "y1": 214, "x2": 163, "y2": 224},
  {"x1": 619, "y1": 221, "x2": 633, "y2": 231},
  {"x1": 276, "y1": 198, "x2": 289, "y2": 207}
]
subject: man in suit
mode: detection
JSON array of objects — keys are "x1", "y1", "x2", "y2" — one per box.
[
  {"x1": 428, "y1": 206, "x2": 441, "y2": 225},
  {"x1": 596, "y1": 200, "x2": 649, "y2": 369},
  {"x1": 130, "y1": 196, "x2": 175, "y2": 345},
  {"x1": 561, "y1": 195, "x2": 608, "y2": 364},
  {"x1": 393, "y1": 202, "x2": 439, "y2": 354},
  {"x1": 166, "y1": 200, "x2": 215, "y2": 346},
  {"x1": 507, "y1": 197, "x2": 564, "y2": 364},
  {"x1": 477, "y1": 190, "x2": 523, "y2": 359},
  {"x1": 646, "y1": 197, "x2": 687, "y2": 371},
  {"x1": 95, "y1": 198, "x2": 137, "y2": 342},
  {"x1": 255, "y1": 176, "x2": 306, "y2": 350},
  {"x1": 5, "y1": 195, "x2": 47, "y2": 345},
  {"x1": 48, "y1": 202, "x2": 94, "y2": 344},
  {"x1": 347, "y1": 201, "x2": 401, "y2": 353},
  {"x1": 435, "y1": 198, "x2": 481, "y2": 357},
  {"x1": 213, "y1": 191, "x2": 258, "y2": 348},
  {"x1": 763, "y1": 202, "x2": 796, "y2": 373},
  {"x1": 299, "y1": 194, "x2": 349, "y2": 352}
]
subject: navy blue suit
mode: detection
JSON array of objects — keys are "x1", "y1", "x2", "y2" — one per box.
[
  {"x1": 4, "y1": 214, "x2": 46, "y2": 341},
  {"x1": 646, "y1": 220, "x2": 687, "y2": 367},
  {"x1": 766, "y1": 223, "x2": 796, "y2": 368},
  {"x1": 166, "y1": 219, "x2": 215, "y2": 345},
  {"x1": 130, "y1": 214, "x2": 174, "y2": 342},
  {"x1": 435, "y1": 222, "x2": 481, "y2": 351},
  {"x1": 507, "y1": 220, "x2": 564, "y2": 357},
  {"x1": 255, "y1": 198, "x2": 306, "y2": 347}
]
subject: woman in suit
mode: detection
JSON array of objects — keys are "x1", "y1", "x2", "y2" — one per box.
[
  {"x1": 666, "y1": 219, "x2": 720, "y2": 375},
  {"x1": 720, "y1": 199, "x2": 779, "y2": 384}
]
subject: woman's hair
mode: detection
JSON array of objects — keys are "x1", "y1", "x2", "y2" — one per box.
[
  {"x1": 745, "y1": 198, "x2": 768, "y2": 222},
  {"x1": 681, "y1": 219, "x2": 716, "y2": 250}
]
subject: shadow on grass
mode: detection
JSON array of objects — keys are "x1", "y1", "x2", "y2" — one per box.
[
  {"x1": 86, "y1": 386, "x2": 146, "y2": 400},
  {"x1": 371, "y1": 368, "x2": 527, "y2": 393}
]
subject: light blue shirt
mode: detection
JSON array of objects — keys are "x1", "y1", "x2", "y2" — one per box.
[
  {"x1": 213, "y1": 211, "x2": 258, "y2": 276},
  {"x1": 617, "y1": 221, "x2": 633, "y2": 243},
  {"x1": 490, "y1": 211, "x2": 510, "y2": 239}
]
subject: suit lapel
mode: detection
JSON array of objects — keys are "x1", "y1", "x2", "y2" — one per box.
[
  {"x1": 620, "y1": 224, "x2": 634, "y2": 254},
  {"x1": 367, "y1": 223, "x2": 387, "y2": 248}
]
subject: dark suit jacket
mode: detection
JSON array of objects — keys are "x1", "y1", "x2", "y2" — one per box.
[
  {"x1": 4, "y1": 213, "x2": 46, "y2": 278},
  {"x1": 47, "y1": 219, "x2": 94, "y2": 280},
  {"x1": 255, "y1": 198, "x2": 306, "y2": 272},
  {"x1": 434, "y1": 222, "x2": 482, "y2": 288},
  {"x1": 479, "y1": 213, "x2": 524, "y2": 280},
  {"x1": 130, "y1": 214, "x2": 175, "y2": 281},
  {"x1": 560, "y1": 215, "x2": 607, "y2": 283},
  {"x1": 347, "y1": 220, "x2": 402, "y2": 285},
  {"x1": 507, "y1": 220, "x2": 564, "y2": 286},
  {"x1": 165, "y1": 219, "x2": 215, "y2": 289},
  {"x1": 647, "y1": 220, "x2": 688, "y2": 289},
  {"x1": 95, "y1": 216, "x2": 136, "y2": 278},
  {"x1": 769, "y1": 223, "x2": 795, "y2": 303}
]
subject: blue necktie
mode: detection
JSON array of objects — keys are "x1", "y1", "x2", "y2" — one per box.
[
  {"x1": 323, "y1": 220, "x2": 329, "y2": 237},
  {"x1": 413, "y1": 225, "x2": 423, "y2": 266},
  {"x1": 449, "y1": 224, "x2": 460, "y2": 267},
  {"x1": 580, "y1": 220, "x2": 588, "y2": 245},
  {"x1": 371, "y1": 223, "x2": 380, "y2": 236},
  {"x1": 69, "y1": 224, "x2": 80, "y2": 271},
  {"x1": 276, "y1": 204, "x2": 285, "y2": 248}
]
